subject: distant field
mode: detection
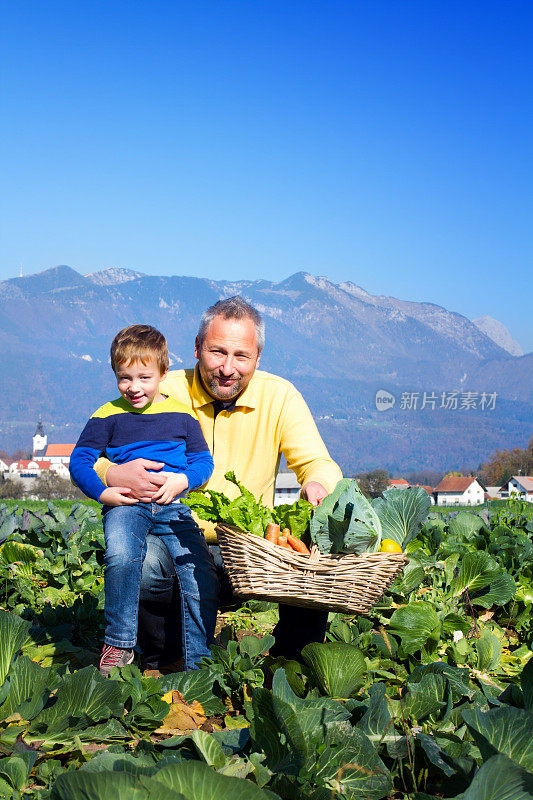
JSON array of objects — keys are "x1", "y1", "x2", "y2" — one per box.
[
  {"x1": 2, "y1": 496, "x2": 531, "y2": 519},
  {"x1": 0, "y1": 498, "x2": 100, "y2": 513},
  {"x1": 433, "y1": 498, "x2": 533, "y2": 519},
  {"x1": 432, "y1": 504, "x2": 485, "y2": 514}
]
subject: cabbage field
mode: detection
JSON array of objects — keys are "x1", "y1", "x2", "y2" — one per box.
[{"x1": 0, "y1": 497, "x2": 532, "y2": 799}]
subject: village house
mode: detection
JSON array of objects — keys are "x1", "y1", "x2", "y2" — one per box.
[
  {"x1": 4, "y1": 420, "x2": 75, "y2": 481},
  {"x1": 500, "y1": 475, "x2": 533, "y2": 502},
  {"x1": 38, "y1": 444, "x2": 76, "y2": 467},
  {"x1": 31, "y1": 418, "x2": 75, "y2": 467},
  {"x1": 434, "y1": 476, "x2": 485, "y2": 506},
  {"x1": 274, "y1": 471, "x2": 301, "y2": 506},
  {"x1": 0, "y1": 457, "x2": 12, "y2": 473},
  {"x1": 8, "y1": 459, "x2": 50, "y2": 478},
  {"x1": 388, "y1": 478, "x2": 409, "y2": 490},
  {"x1": 32, "y1": 419, "x2": 74, "y2": 465}
]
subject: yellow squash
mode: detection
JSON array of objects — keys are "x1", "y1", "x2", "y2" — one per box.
[{"x1": 379, "y1": 538, "x2": 403, "y2": 553}]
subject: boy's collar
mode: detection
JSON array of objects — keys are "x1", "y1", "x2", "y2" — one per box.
[{"x1": 115, "y1": 394, "x2": 171, "y2": 413}]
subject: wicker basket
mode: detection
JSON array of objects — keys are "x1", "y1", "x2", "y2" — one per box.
[{"x1": 216, "y1": 524, "x2": 408, "y2": 615}]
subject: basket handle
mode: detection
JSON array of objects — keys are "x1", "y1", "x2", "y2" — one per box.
[{"x1": 309, "y1": 545, "x2": 320, "y2": 563}]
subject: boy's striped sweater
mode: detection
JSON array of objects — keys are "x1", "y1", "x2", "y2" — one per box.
[{"x1": 69, "y1": 395, "x2": 214, "y2": 502}]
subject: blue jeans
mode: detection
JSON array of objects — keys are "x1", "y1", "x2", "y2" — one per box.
[{"x1": 102, "y1": 502, "x2": 219, "y2": 670}]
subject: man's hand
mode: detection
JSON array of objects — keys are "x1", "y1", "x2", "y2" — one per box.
[
  {"x1": 152, "y1": 473, "x2": 189, "y2": 505},
  {"x1": 300, "y1": 481, "x2": 328, "y2": 507},
  {"x1": 99, "y1": 487, "x2": 138, "y2": 507},
  {"x1": 106, "y1": 459, "x2": 166, "y2": 502}
]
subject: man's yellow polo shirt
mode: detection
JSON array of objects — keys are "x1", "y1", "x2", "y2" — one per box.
[{"x1": 96, "y1": 366, "x2": 342, "y2": 538}]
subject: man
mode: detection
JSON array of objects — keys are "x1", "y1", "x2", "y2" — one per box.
[{"x1": 96, "y1": 297, "x2": 342, "y2": 666}]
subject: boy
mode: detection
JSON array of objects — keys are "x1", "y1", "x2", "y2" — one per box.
[{"x1": 69, "y1": 324, "x2": 217, "y2": 675}]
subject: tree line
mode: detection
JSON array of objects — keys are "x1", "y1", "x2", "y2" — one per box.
[
  {"x1": 0, "y1": 471, "x2": 86, "y2": 502},
  {"x1": 477, "y1": 436, "x2": 533, "y2": 487}
]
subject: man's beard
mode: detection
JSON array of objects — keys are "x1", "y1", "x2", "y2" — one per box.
[{"x1": 208, "y1": 375, "x2": 242, "y2": 399}]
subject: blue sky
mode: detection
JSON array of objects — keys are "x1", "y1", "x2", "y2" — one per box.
[{"x1": 2, "y1": 1, "x2": 532, "y2": 351}]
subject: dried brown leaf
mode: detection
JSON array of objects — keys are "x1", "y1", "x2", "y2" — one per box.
[{"x1": 154, "y1": 690, "x2": 206, "y2": 734}]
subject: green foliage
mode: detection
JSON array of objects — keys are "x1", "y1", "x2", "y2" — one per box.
[
  {"x1": 201, "y1": 634, "x2": 274, "y2": 707},
  {"x1": 388, "y1": 602, "x2": 441, "y2": 656},
  {"x1": 373, "y1": 485, "x2": 432, "y2": 547},
  {"x1": 159, "y1": 666, "x2": 226, "y2": 716},
  {"x1": 0, "y1": 498, "x2": 531, "y2": 799},
  {"x1": 0, "y1": 752, "x2": 37, "y2": 797},
  {"x1": 182, "y1": 470, "x2": 274, "y2": 536},
  {"x1": 0, "y1": 501, "x2": 104, "y2": 633},
  {"x1": 272, "y1": 499, "x2": 313, "y2": 540},
  {"x1": 301, "y1": 642, "x2": 366, "y2": 697},
  {"x1": 0, "y1": 609, "x2": 31, "y2": 685},
  {"x1": 52, "y1": 759, "x2": 278, "y2": 799},
  {"x1": 184, "y1": 472, "x2": 314, "y2": 540},
  {"x1": 309, "y1": 479, "x2": 383, "y2": 554},
  {"x1": 462, "y1": 706, "x2": 533, "y2": 771},
  {"x1": 453, "y1": 753, "x2": 533, "y2": 800},
  {"x1": 450, "y1": 551, "x2": 516, "y2": 608}
]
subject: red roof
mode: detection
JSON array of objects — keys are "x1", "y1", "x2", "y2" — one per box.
[
  {"x1": 413, "y1": 484, "x2": 434, "y2": 494},
  {"x1": 388, "y1": 478, "x2": 409, "y2": 485},
  {"x1": 38, "y1": 461, "x2": 51, "y2": 469},
  {"x1": 434, "y1": 476, "x2": 477, "y2": 493},
  {"x1": 45, "y1": 444, "x2": 75, "y2": 457}
]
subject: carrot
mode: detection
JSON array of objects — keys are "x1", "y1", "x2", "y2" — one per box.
[
  {"x1": 286, "y1": 534, "x2": 310, "y2": 555},
  {"x1": 277, "y1": 535, "x2": 291, "y2": 549},
  {"x1": 265, "y1": 523, "x2": 280, "y2": 544}
]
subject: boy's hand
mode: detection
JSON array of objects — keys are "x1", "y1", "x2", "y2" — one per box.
[
  {"x1": 152, "y1": 473, "x2": 189, "y2": 505},
  {"x1": 99, "y1": 487, "x2": 139, "y2": 506}
]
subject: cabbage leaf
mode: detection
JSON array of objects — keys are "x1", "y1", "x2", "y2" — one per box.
[{"x1": 309, "y1": 479, "x2": 382, "y2": 554}]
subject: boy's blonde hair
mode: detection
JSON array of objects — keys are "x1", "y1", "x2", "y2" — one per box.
[{"x1": 110, "y1": 325, "x2": 169, "y2": 375}]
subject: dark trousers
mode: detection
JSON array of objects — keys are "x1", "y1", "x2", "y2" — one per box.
[
  {"x1": 138, "y1": 534, "x2": 328, "y2": 669},
  {"x1": 270, "y1": 604, "x2": 328, "y2": 661}
]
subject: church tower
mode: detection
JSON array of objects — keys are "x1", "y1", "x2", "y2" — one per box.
[{"x1": 33, "y1": 416, "x2": 47, "y2": 459}]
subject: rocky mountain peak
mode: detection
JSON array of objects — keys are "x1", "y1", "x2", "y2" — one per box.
[
  {"x1": 8, "y1": 265, "x2": 87, "y2": 296},
  {"x1": 85, "y1": 267, "x2": 146, "y2": 285},
  {"x1": 473, "y1": 315, "x2": 523, "y2": 357}
]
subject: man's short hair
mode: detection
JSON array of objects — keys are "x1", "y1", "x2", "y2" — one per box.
[
  {"x1": 197, "y1": 296, "x2": 265, "y2": 352},
  {"x1": 110, "y1": 324, "x2": 169, "y2": 375}
]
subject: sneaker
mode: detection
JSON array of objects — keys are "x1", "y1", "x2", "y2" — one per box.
[{"x1": 99, "y1": 644, "x2": 134, "y2": 677}]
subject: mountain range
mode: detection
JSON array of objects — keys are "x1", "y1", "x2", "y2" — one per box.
[{"x1": 0, "y1": 265, "x2": 530, "y2": 474}]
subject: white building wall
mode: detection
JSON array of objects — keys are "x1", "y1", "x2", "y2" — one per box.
[
  {"x1": 508, "y1": 478, "x2": 533, "y2": 502},
  {"x1": 8, "y1": 461, "x2": 41, "y2": 477},
  {"x1": 33, "y1": 433, "x2": 47, "y2": 454},
  {"x1": 437, "y1": 482, "x2": 484, "y2": 506},
  {"x1": 437, "y1": 492, "x2": 462, "y2": 506},
  {"x1": 50, "y1": 463, "x2": 70, "y2": 478},
  {"x1": 274, "y1": 487, "x2": 300, "y2": 506}
]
